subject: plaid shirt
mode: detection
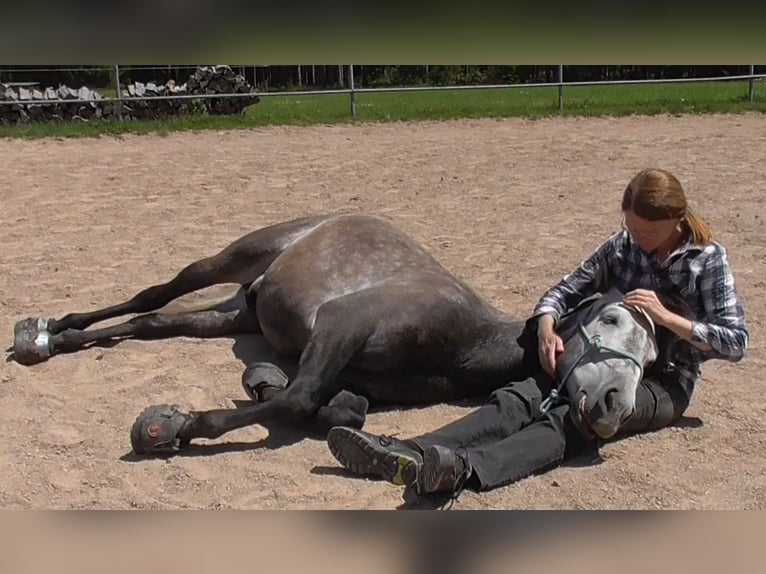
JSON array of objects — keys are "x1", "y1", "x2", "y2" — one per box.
[{"x1": 533, "y1": 229, "x2": 749, "y2": 392}]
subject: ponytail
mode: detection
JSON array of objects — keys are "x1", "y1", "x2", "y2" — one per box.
[{"x1": 684, "y1": 207, "x2": 714, "y2": 245}]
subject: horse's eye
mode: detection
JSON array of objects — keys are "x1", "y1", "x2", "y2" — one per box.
[{"x1": 601, "y1": 315, "x2": 619, "y2": 325}]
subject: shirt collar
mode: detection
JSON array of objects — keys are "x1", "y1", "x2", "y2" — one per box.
[{"x1": 622, "y1": 228, "x2": 705, "y2": 264}]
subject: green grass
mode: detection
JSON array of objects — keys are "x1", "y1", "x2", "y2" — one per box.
[{"x1": 1, "y1": 81, "x2": 764, "y2": 139}]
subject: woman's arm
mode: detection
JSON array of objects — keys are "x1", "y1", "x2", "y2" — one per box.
[
  {"x1": 533, "y1": 231, "x2": 622, "y2": 324},
  {"x1": 623, "y1": 244, "x2": 748, "y2": 362},
  {"x1": 691, "y1": 245, "x2": 749, "y2": 362}
]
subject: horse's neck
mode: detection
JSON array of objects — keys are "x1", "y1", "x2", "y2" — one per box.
[{"x1": 458, "y1": 313, "x2": 528, "y2": 380}]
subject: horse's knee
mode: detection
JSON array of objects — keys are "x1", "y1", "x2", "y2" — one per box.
[
  {"x1": 316, "y1": 407, "x2": 366, "y2": 435},
  {"x1": 315, "y1": 390, "x2": 369, "y2": 435},
  {"x1": 281, "y1": 383, "x2": 324, "y2": 420}
]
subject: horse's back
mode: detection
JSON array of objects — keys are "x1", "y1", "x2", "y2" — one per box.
[
  {"x1": 252, "y1": 213, "x2": 486, "y2": 355},
  {"x1": 259, "y1": 213, "x2": 459, "y2": 304}
]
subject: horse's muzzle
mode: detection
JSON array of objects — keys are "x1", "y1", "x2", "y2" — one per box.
[
  {"x1": 569, "y1": 394, "x2": 597, "y2": 440},
  {"x1": 573, "y1": 391, "x2": 632, "y2": 440}
]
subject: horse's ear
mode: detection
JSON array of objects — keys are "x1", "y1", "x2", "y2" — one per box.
[{"x1": 517, "y1": 316, "x2": 540, "y2": 350}]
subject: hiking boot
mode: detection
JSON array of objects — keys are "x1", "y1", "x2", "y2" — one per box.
[
  {"x1": 418, "y1": 445, "x2": 472, "y2": 495},
  {"x1": 327, "y1": 426, "x2": 423, "y2": 486}
]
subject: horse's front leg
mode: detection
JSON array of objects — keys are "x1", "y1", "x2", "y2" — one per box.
[{"x1": 130, "y1": 296, "x2": 376, "y2": 454}]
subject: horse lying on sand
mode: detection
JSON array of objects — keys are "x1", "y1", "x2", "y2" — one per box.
[{"x1": 11, "y1": 213, "x2": 677, "y2": 456}]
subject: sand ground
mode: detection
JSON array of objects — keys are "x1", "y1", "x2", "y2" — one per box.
[{"x1": 1, "y1": 113, "x2": 763, "y2": 509}]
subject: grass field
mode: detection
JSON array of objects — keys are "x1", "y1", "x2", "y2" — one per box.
[{"x1": 1, "y1": 80, "x2": 764, "y2": 139}]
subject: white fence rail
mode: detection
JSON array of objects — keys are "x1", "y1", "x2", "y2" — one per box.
[{"x1": 313, "y1": 65, "x2": 766, "y2": 114}]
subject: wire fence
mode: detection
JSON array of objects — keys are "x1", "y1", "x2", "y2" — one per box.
[{"x1": 1, "y1": 65, "x2": 764, "y2": 120}]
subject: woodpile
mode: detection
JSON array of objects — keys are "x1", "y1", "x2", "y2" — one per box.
[
  {"x1": 0, "y1": 85, "x2": 110, "y2": 124},
  {"x1": 119, "y1": 80, "x2": 203, "y2": 120},
  {"x1": 122, "y1": 66, "x2": 260, "y2": 119},
  {"x1": 186, "y1": 65, "x2": 260, "y2": 115},
  {"x1": 0, "y1": 65, "x2": 260, "y2": 124}
]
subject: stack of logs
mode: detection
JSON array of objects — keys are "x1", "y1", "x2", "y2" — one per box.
[
  {"x1": 0, "y1": 85, "x2": 110, "y2": 124},
  {"x1": 0, "y1": 65, "x2": 260, "y2": 124}
]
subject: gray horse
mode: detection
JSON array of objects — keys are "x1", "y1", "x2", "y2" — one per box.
[{"x1": 11, "y1": 213, "x2": 669, "y2": 455}]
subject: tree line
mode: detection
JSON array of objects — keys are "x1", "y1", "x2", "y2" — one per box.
[{"x1": 0, "y1": 65, "x2": 757, "y2": 92}]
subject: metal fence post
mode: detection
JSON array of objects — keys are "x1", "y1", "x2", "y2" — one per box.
[
  {"x1": 349, "y1": 64, "x2": 356, "y2": 117},
  {"x1": 749, "y1": 64, "x2": 755, "y2": 103},
  {"x1": 114, "y1": 64, "x2": 123, "y2": 121},
  {"x1": 558, "y1": 65, "x2": 564, "y2": 111}
]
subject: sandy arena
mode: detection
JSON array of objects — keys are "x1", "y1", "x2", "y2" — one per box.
[{"x1": 0, "y1": 113, "x2": 764, "y2": 509}]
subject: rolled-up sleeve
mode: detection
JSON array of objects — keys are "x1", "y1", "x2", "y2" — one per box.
[
  {"x1": 690, "y1": 245, "x2": 749, "y2": 362},
  {"x1": 533, "y1": 233, "x2": 619, "y2": 323}
]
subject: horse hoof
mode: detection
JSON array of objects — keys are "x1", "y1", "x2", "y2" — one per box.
[
  {"x1": 130, "y1": 404, "x2": 191, "y2": 456},
  {"x1": 13, "y1": 317, "x2": 53, "y2": 365},
  {"x1": 241, "y1": 362, "x2": 289, "y2": 402}
]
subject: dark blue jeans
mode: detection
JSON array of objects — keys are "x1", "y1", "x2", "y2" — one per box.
[{"x1": 409, "y1": 371, "x2": 691, "y2": 492}]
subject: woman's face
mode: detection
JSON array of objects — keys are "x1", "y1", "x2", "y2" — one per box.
[{"x1": 623, "y1": 210, "x2": 681, "y2": 253}]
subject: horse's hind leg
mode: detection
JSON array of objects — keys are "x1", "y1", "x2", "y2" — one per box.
[
  {"x1": 49, "y1": 250, "x2": 254, "y2": 335},
  {"x1": 13, "y1": 215, "x2": 329, "y2": 365},
  {"x1": 12, "y1": 252, "x2": 244, "y2": 365},
  {"x1": 48, "y1": 216, "x2": 328, "y2": 334},
  {"x1": 42, "y1": 289, "x2": 261, "y2": 360}
]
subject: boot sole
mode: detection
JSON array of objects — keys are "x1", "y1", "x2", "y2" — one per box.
[
  {"x1": 327, "y1": 427, "x2": 419, "y2": 486},
  {"x1": 420, "y1": 445, "x2": 453, "y2": 494}
]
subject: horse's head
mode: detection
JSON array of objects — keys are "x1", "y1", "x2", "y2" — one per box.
[{"x1": 554, "y1": 288, "x2": 661, "y2": 440}]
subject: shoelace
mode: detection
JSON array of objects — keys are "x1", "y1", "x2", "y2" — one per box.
[{"x1": 438, "y1": 449, "x2": 471, "y2": 511}]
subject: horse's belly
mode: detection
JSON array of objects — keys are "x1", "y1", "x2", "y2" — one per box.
[
  {"x1": 254, "y1": 275, "x2": 441, "y2": 372},
  {"x1": 346, "y1": 342, "x2": 412, "y2": 372},
  {"x1": 254, "y1": 263, "x2": 406, "y2": 356},
  {"x1": 254, "y1": 283, "x2": 317, "y2": 355}
]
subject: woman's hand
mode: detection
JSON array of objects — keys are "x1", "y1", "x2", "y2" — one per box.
[
  {"x1": 622, "y1": 289, "x2": 672, "y2": 326},
  {"x1": 624, "y1": 288, "x2": 713, "y2": 352},
  {"x1": 537, "y1": 315, "x2": 564, "y2": 377}
]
